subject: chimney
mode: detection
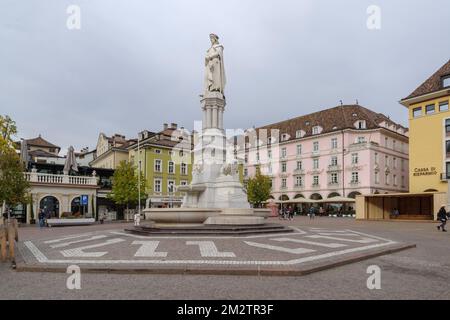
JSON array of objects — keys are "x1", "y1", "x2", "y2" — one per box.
[
  {"x1": 163, "y1": 123, "x2": 168, "y2": 130},
  {"x1": 171, "y1": 123, "x2": 178, "y2": 129}
]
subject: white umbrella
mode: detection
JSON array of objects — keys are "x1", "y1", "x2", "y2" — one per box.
[
  {"x1": 286, "y1": 197, "x2": 318, "y2": 204},
  {"x1": 316, "y1": 196, "x2": 356, "y2": 203},
  {"x1": 20, "y1": 139, "x2": 29, "y2": 169},
  {"x1": 63, "y1": 146, "x2": 79, "y2": 175}
]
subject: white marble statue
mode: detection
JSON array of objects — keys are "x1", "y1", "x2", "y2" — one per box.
[{"x1": 204, "y1": 33, "x2": 226, "y2": 96}]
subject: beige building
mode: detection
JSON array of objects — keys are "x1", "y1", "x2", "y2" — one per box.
[{"x1": 90, "y1": 133, "x2": 136, "y2": 169}]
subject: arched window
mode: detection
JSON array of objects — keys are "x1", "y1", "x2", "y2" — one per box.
[{"x1": 39, "y1": 196, "x2": 60, "y2": 218}]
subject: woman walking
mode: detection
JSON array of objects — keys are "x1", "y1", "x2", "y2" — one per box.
[{"x1": 437, "y1": 205, "x2": 448, "y2": 232}]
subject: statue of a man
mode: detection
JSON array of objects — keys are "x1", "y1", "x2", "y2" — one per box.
[{"x1": 204, "y1": 33, "x2": 226, "y2": 96}]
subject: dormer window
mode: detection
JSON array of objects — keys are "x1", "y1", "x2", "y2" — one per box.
[
  {"x1": 312, "y1": 126, "x2": 322, "y2": 135},
  {"x1": 355, "y1": 120, "x2": 366, "y2": 129},
  {"x1": 281, "y1": 134, "x2": 289, "y2": 141},
  {"x1": 305, "y1": 121, "x2": 310, "y2": 126},
  {"x1": 296, "y1": 130, "x2": 302, "y2": 138},
  {"x1": 442, "y1": 75, "x2": 450, "y2": 88}
]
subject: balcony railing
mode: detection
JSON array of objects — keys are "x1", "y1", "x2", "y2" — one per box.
[{"x1": 24, "y1": 171, "x2": 98, "y2": 186}]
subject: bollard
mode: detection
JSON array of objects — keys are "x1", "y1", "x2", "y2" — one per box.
[
  {"x1": 11, "y1": 219, "x2": 18, "y2": 242},
  {"x1": 8, "y1": 223, "x2": 15, "y2": 261},
  {"x1": 0, "y1": 227, "x2": 6, "y2": 262}
]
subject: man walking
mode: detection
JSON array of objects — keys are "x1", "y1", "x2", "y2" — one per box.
[
  {"x1": 437, "y1": 205, "x2": 448, "y2": 232},
  {"x1": 309, "y1": 206, "x2": 315, "y2": 219}
]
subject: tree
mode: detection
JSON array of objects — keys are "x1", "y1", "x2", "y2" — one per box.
[
  {"x1": 246, "y1": 168, "x2": 272, "y2": 208},
  {"x1": 0, "y1": 115, "x2": 17, "y2": 154},
  {"x1": 0, "y1": 149, "x2": 30, "y2": 213},
  {"x1": 108, "y1": 161, "x2": 147, "y2": 211}
]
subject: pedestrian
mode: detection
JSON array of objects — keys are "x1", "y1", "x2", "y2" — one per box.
[
  {"x1": 2, "y1": 209, "x2": 8, "y2": 225},
  {"x1": 437, "y1": 205, "x2": 448, "y2": 232},
  {"x1": 134, "y1": 212, "x2": 141, "y2": 226},
  {"x1": 288, "y1": 206, "x2": 294, "y2": 221},
  {"x1": 309, "y1": 206, "x2": 315, "y2": 219},
  {"x1": 319, "y1": 206, "x2": 324, "y2": 217},
  {"x1": 38, "y1": 209, "x2": 45, "y2": 229}
]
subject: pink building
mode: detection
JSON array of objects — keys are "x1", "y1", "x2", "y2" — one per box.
[{"x1": 243, "y1": 105, "x2": 409, "y2": 202}]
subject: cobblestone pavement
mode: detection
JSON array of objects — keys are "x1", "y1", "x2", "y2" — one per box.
[{"x1": 1, "y1": 217, "x2": 450, "y2": 299}]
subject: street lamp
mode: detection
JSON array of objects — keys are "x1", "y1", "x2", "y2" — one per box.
[{"x1": 138, "y1": 134, "x2": 141, "y2": 218}]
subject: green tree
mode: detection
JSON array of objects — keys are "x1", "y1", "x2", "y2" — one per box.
[
  {"x1": 0, "y1": 150, "x2": 30, "y2": 213},
  {"x1": 0, "y1": 115, "x2": 17, "y2": 154},
  {"x1": 246, "y1": 168, "x2": 272, "y2": 208},
  {"x1": 108, "y1": 161, "x2": 147, "y2": 211}
]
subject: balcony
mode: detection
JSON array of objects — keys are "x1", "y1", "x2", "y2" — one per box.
[
  {"x1": 294, "y1": 168, "x2": 305, "y2": 175},
  {"x1": 293, "y1": 184, "x2": 304, "y2": 190},
  {"x1": 327, "y1": 165, "x2": 342, "y2": 172},
  {"x1": 328, "y1": 181, "x2": 340, "y2": 187},
  {"x1": 24, "y1": 171, "x2": 98, "y2": 186},
  {"x1": 349, "y1": 180, "x2": 360, "y2": 186},
  {"x1": 311, "y1": 183, "x2": 320, "y2": 188}
]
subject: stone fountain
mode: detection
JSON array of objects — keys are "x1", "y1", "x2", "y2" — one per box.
[{"x1": 126, "y1": 34, "x2": 289, "y2": 235}]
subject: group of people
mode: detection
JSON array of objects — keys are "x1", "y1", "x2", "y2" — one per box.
[{"x1": 279, "y1": 206, "x2": 295, "y2": 221}]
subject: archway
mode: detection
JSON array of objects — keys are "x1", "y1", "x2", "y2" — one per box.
[
  {"x1": 424, "y1": 189, "x2": 438, "y2": 193},
  {"x1": 328, "y1": 192, "x2": 341, "y2": 198},
  {"x1": 39, "y1": 196, "x2": 60, "y2": 218},
  {"x1": 294, "y1": 194, "x2": 305, "y2": 199},
  {"x1": 279, "y1": 194, "x2": 289, "y2": 201},
  {"x1": 71, "y1": 197, "x2": 88, "y2": 216},
  {"x1": 348, "y1": 191, "x2": 362, "y2": 199},
  {"x1": 310, "y1": 193, "x2": 323, "y2": 200}
]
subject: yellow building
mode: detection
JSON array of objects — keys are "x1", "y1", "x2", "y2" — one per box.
[
  {"x1": 400, "y1": 59, "x2": 450, "y2": 195},
  {"x1": 90, "y1": 133, "x2": 136, "y2": 169}
]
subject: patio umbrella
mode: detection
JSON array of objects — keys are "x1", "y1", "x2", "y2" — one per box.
[
  {"x1": 63, "y1": 146, "x2": 79, "y2": 175},
  {"x1": 286, "y1": 198, "x2": 318, "y2": 204},
  {"x1": 316, "y1": 196, "x2": 356, "y2": 203},
  {"x1": 20, "y1": 139, "x2": 29, "y2": 169}
]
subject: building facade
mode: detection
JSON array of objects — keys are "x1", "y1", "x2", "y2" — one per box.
[
  {"x1": 400, "y1": 59, "x2": 450, "y2": 195},
  {"x1": 128, "y1": 123, "x2": 193, "y2": 208},
  {"x1": 90, "y1": 133, "x2": 136, "y2": 169},
  {"x1": 244, "y1": 105, "x2": 409, "y2": 202}
]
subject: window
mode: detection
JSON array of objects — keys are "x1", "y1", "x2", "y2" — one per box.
[
  {"x1": 313, "y1": 176, "x2": 319, "y2": 186},
  {"x1": 281, "y1": 147, "x2": 287, "y2": 158},
  {"x1": 351, "y1": 153, "x2": 358, "y2": 165},
  {"x1": 281, "y1": 162, "x2": 287, "y2": 173},
  {"x1": 295, "y1": 176, "x2": 303, "y2": 187},
  {"x1": 393, "y1": 140, "x2": 396, "y2": 151},
  {"x1": 442, "y1": 76, "x2": 450, "y2": 88},
  {"x1": 351, "y1": 172, "x2": 359, "y2": 183},
  {"x1": 440, "y1": 101, "x2": 449, "y2": 112},
  {"x1": 330, "y1": 173, "x2": 338, "y2": 184},
  {"x1": 168, "y1": 161, "x2": 174, "y2": 174},
  {"x1": 401, "y1": 159, "x2": 405, "y2": 171},
  {"x1": 413, "y1": 107, "x2": 422, "y2": 118},
  {"x1": 313, "y1": 158, "x2": 319, "y2": 169},
  {"x1": 313, "y1": 141, "x2": 319, "y2": 152},
  {"x1": 180, "y1": 180, "x2": 188, "y2": 186},
  {"x1": 168, "y1": 180, "x2": 175, "y2": 193},
  {"x1": 268, "y1": 150, "x2": 272, "y2": 159},
  {"x1": 244, "y1": 155, "x2": 248, "y2": 163},
  {"x1": 296, "y1": 144, "x2": 302, "y2": 155},
  {"x1": 312, "y1": 126, "x2": 320, "y2": 135},
  {"x1": 375, "y1": 171, "x2": 379, "y2": 184},
  {"x1": 393, "y1": 157, "x2": 397, "y2": 169},
  {"x1": 281, "y1": 178, "x2": 287, "y2": 188},
  {"x1": 385, "y1": 155, "x2": 389, "y2": 166},
  {"x1": 426, "y1": 104, "x2": 435, "y2": 114},
  {"x1": 446, "y1": 119, "x2": 450, "y2": 135},
  {"x1": 331, "y1": 156, "x2": 338, "y2": 166},
  {"x1": 331, "y1": 138, "x2": 338, "y2": 149},
  {"x1": 385, "y1": 137, "x2": 389, "y2": 148},
  {"x1": 244, "y1": 168, "x2": 248, "y2": 176},
  {"x1": 356, "y1": 120, "x2": 366, "y2": 129},
  {"x1": 154, "y1": 179, "x2": 161, "y2": 193},
  {"x1": 181, "y1": 163, "x2": 187, "y2": 175},
  {"x1": 155, "y1": 149, "x2": 161, "y2": 154},
  {"x1": 267, "y1": 164, "x2": 272, "y2": 174},
  {"x1": 357, "y1": 136, "x2": 365, "y2": 144},
  {"x1": 401, "y1": 176, "x2": 405, "y2": 187},
  {"x1": 375, "y1": 153, "x2": 379, "y2": 164},
  {"x1": 393, "y1": 175, "x2": 397, "y2": 186},
  {"x1": 154, "y1": 159, "x2": 162, "y2": 172},
  {"x1": 296, "y1": 161, "x2": 302, "y2": 170},
  {"x1": 281, "y1": 134, "x2": 288, "y2": 141},
  {"x1": 446, "y1": 140, "x2": 450, "y2": 157},
  {"x1": 256, "y1": 152, "x2": 260, "y2": 161},
  {"x1": 385, "y1": 173, "x2": 390, "y2": 185}
]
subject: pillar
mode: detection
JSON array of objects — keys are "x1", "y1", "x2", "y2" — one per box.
[
  {"x1": 212, "y1": 106, "x2": 218, "y2": 128},
  {"x1": 206, "y1": 107, "x2": 212, "y2": 128}
]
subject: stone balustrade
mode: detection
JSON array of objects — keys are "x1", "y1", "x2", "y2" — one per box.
[{"x1": 24, "y1": 172, "x2": 98, "y2": 186}]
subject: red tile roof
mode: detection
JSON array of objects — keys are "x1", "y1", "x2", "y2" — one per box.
[
  {"x1": 25, "y1": 136, "x2": 60, "y2": 149},
  {"x1": 403, "y1": 59, "x2": 450, "y2": 100}
]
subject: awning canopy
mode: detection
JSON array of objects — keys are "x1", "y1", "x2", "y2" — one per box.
[{"x1": 316, "y1": 196, "x2": 356, "y2": 203}]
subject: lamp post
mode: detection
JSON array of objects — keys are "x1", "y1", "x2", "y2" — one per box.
[{"x1": 138, "y1": 135, "x2": 141, "y2": 218}]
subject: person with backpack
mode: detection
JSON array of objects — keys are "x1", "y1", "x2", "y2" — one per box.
[{"x1": 437, "y1": 205, "x2": 448, "y2": 232}]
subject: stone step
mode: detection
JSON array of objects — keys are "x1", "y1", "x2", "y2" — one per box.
[
  {"x1": 125, "y1": 224, "x2": 294, "y2": 236},
  {"x1": 391, "y1": 215, "x2": 434, "y2": 221}
]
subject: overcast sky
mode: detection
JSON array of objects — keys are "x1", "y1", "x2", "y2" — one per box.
[{"x1": 1, "y1": 0, "x2": 450, "y2": 153}]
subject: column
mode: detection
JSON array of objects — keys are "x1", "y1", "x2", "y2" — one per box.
[
  {"x1": 206, "y1": 107, "x2": 212, "y2": 128},
  {"x1": 212, "y1": 106, "x2": 218, "y2": 128},
  {"x1": 219, "y1": 108, "x2": 224, "y2": 129},
  {"x1": 202, "y1": 107, "x2": 207, "y2": 130}
]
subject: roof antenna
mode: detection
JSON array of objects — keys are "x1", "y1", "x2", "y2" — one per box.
[{"x1": 356, "y1": 99, "x2": 359, "y2": 105}]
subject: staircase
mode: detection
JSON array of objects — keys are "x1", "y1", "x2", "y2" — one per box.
[{"x1": 125, "y1": 223, "x2": 294, "y2": 236}]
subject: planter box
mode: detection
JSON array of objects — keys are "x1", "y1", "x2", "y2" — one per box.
[{"x1": 47, "y1": 218, "x2": 96, "y2": 227}]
